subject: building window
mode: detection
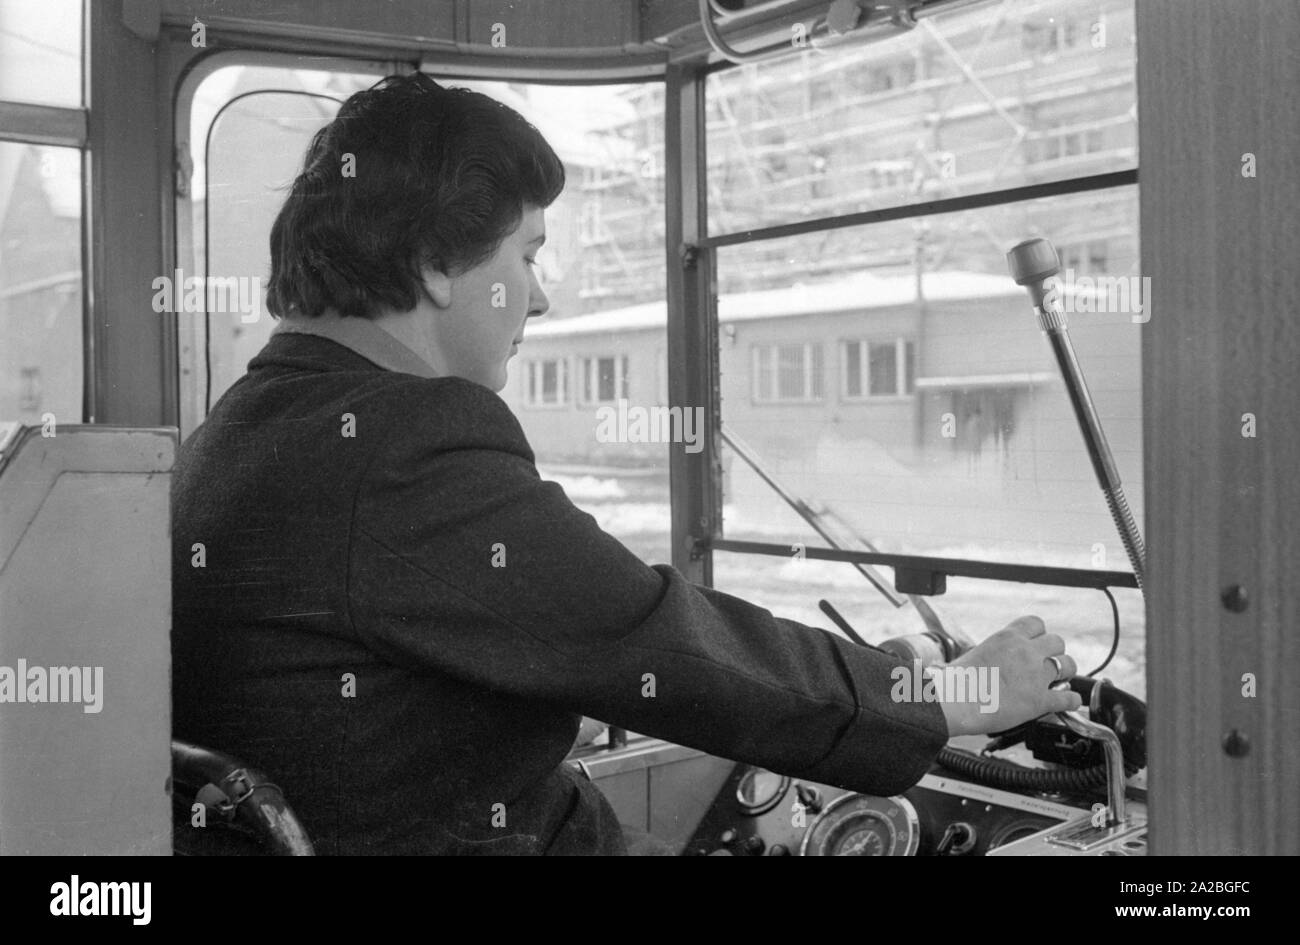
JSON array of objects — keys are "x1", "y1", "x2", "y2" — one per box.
[
  {"x1": 1022, "y1": 17, "x2": 1089, "y2": 56},
  {"x1": 579, "y1": 355, "x2": 629, "y2": 405},
  {"x1": 1031, "y1": 122, "x2": 1107, "y2": 164},
  {"x1": 843, "y1": 339, "x2": 915, "y2": 399},
  {"x1": 524, "y1": 358, "x2": 569, "y2": 407},
  {"x1": 752, "y1": 343, "x2": 823, "y2": 403}
]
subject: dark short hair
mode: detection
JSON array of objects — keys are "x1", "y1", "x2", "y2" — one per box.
[{"x1": 267, "y1": 73, "x2": 565, "y2": 320}]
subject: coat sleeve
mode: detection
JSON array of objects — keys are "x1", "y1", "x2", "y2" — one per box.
[{"x1": 346, "y1": 381, "x2": 948, "y2": 797}]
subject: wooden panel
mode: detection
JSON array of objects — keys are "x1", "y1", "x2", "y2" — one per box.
[
  {"x1": 463, "y1": 0, "x2": 638, "y2": 49},
  {"x1": 1137, "y1": 0, "x2": 1300, "y2": 854},
  {"x1": 160, "y1": 0, "x2": 458, "y2": 45}
]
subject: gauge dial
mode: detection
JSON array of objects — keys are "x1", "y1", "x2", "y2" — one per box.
[
  {"x1": 800, "y1": 793, "x2": 920, "y2": 856},
  {"x1": 735, "y1": 768, "x2": 791, "y2": 817}
]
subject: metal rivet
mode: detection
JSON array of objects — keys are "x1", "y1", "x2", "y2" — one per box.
[
  {"x1": 1221, "y1": 584, "x2": 1249, "y2": 613},
  {"x1": 1222, "y1": 729, "x2": 1250, "y2": 757}
]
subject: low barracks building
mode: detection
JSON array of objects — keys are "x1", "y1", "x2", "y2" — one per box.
[{"x1": 502, "y1": 269, "x2": 1143, "y2": 557}]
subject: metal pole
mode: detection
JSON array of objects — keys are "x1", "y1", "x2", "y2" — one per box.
[{"x1": 1006, "y1": 237, "x2": 1146, "y2": 589}]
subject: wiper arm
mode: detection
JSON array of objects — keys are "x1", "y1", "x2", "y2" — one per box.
[
  {"x1": 720, "y1": 424, "x2": 970, "y2": 654},
  {"x1": 720, "y1": 424, "x2": 903, "y2": 606}
]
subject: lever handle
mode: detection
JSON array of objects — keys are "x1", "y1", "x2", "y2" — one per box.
[
  {"x1": 1048, "y1": 682, "x2": 1127, "y2": 825},
  {"x1": 1006, "y1": 237, "x2": 1063, "y2": 317}
]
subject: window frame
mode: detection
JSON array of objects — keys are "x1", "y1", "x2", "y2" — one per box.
[
  {"x1": 750, "y1": 341, "x2": 824, "y2": 405},
  {"x1": 840, "y1": 336, "x2": 916, "y2": 402},
  {"x1": 523, "y1": 356, "x2": 571, "y2": 409},
  {"x1": 578, "y1": 354, "x2": 631, "y2": 406}
]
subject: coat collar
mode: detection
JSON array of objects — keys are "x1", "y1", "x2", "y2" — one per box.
[{"x1": 271, "y1": 314, "x2": 438, "y2": 379}]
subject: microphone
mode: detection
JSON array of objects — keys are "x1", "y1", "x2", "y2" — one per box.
[{"x1": 1006, "y1": 237, "x2": 1147, "y2": 590}]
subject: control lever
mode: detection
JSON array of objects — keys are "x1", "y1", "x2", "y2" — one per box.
[
  {"x1": 1049, "y1": 683, "x2": 1126, "y2": 825},
  {"x1": 1006, "y1": 238, "x2": 1147, "y2": 589}
]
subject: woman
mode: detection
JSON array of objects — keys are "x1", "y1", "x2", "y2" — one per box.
[{"x1": 171, "y1": 73, "x2": 1080, "y2": 855}]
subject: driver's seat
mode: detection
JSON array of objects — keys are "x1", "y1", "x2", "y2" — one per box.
[{"x1": 171, "y1": 740, "x2": 315, "y2": 855}]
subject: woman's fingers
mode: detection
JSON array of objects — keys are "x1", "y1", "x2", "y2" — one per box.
[
  {"x1": 1003, "y1": 614, "x2": 1046, "y2": 639},
  {"x1": 1040, "y1": 632, "x2": 1066, "y2": 656}
]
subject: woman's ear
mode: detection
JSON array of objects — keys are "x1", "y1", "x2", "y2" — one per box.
[{"x1": 420, "y1": 265, "x2": 453, "y2": 309}]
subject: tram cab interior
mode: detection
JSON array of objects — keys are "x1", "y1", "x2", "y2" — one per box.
[{"x1": 0, "y1": 0, "x2": 1296, "y2": 857}]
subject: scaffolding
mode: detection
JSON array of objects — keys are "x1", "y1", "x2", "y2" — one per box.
[{"x1": 567, "y1": 0, "x2": 1137, "y2": 314}]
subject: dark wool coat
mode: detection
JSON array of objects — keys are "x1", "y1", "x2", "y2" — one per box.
[{"x1": 171, "y1": 324, "x2": 947, "y2": 854}]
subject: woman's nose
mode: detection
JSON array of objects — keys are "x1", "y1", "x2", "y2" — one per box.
[{"x1": 528, "y1": 272, "x2": 550, "y2": 317}]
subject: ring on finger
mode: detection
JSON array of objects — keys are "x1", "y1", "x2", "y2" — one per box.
[{"x1": 1045, "y1": 654, "x2": 1066, "y2": 682}]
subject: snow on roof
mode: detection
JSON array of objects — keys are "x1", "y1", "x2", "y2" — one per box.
[
  {"x1": 915, "y1": 371, "x2": 1058, "y2": 389},
  {"x1": 527, "y1": 270, "x2": 1023, "y2": 338}
]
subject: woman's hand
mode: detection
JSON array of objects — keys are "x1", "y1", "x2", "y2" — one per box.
[{"x1": 935, "y1": 615, "x2": 1083, "y2": 738}]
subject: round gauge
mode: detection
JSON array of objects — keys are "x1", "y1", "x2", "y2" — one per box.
[
  {"x1": 800, "y1": 793, "x2": 920, "y2": 856},
  {"x1": 735, "y1": 768, "x2": 791, "y2": 817}
]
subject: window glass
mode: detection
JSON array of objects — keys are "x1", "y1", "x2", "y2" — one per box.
[
  {"x1": 466, "y1": 82, "x2": 669, "y2": 566},
  {"x1": 182, "y1": 66, "x2": 379, "y2": 433},
  {"x1": 718, "y1": 185, "x2": 1141, "y2": 565},
  {"x1": 705, "y1": 0, "x2": 1135, "y2": 235},
  {"x1": 597, "y1": 357, "x2": 615, "y2": 402},
  {"x1": 714, "y1": 183, "x2": 1145, "y2": 699},
  {"x1": 844, "y1": 340, "x2": 861, "y2": 397},
  {"x1": 525, "y1": 357, "x2": 568, "y2": 407},
  {"x1": 867, "y1": 342, "x2": 897, "y2": 396},
  {"x1": 0, "y1": 141, "x2": 81, "y2": 423},
  {"x1": 0, "y1": 0, "x2": 82, "y2": 107}
]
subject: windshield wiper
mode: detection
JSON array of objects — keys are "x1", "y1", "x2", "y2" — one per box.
[{"x1": 720, "y1": 424, "x2": 970, "y2": 656}]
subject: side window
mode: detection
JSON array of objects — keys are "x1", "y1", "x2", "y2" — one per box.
[
  {"x1": 0, "y1": 143, "x2": 82, "y2": 424},
  {"x1": 1, "y1": 0, "x2": 84, "y2": 424},
  {"x1": 180, "y1": 67, "x2": 378, "y2": 432}
]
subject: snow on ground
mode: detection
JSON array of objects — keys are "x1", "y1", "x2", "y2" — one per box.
[{"x1": 541, "y1": 472, "x2": 628, "y2": 501}]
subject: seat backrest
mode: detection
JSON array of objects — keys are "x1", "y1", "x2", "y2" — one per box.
[{"x1": 171, "y1": 739, "x2": 315, "y2": 855}]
